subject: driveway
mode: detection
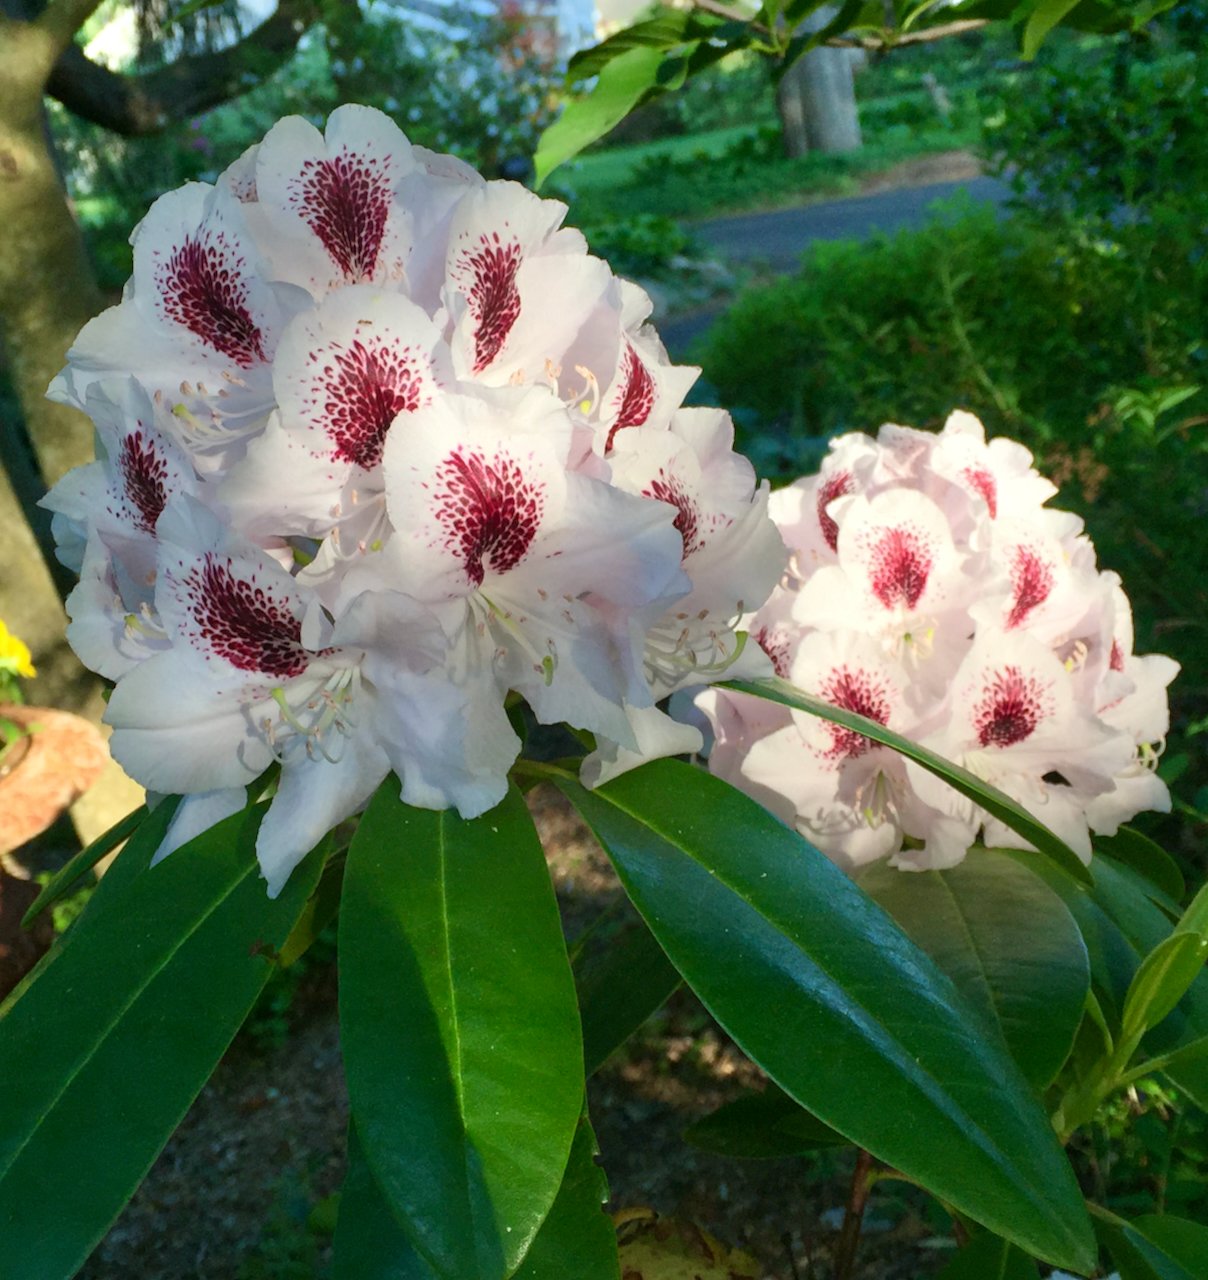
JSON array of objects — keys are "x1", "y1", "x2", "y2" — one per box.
[{"x1": 659, "y1": 174, "x2": 1011, "y2": 359}]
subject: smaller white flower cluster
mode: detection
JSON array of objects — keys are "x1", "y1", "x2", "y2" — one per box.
[
  {"x1": 695, "y1": 412, "x2": 1177, "y2": 872},
  {"x1": 44, "y1": 105, "x2": 784, "y2": 893}
]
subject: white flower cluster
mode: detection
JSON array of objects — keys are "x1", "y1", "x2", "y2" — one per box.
[
  {"x1": 45, "y1": 106, "x2": 784, "y2": 893},
  {"x1": 695, "y1": 412, "x2": 1177, "y2": 872}
]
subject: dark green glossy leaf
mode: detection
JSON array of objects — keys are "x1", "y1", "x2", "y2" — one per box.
[
  {"x1": 1096, "y1": 1209, "x2": 1202, "y2": 1280},
  {"x1": 2, "y1": 797, "x2": 182, "y2": 1016},
  {"x1": 685, "y1": 1084, "x2": 846, "y2": 1159},
  {"x1": 557, "y1": 761, "x2": 1095, "y2": 1274},
  {"x1": 1091, "y1": 859, "x2": 1208, "y2": 1108},
  {"x1": 340, "y1": 783, "x2": 583, "y2": 1280},
  {"x1": 278, "y1": 853, "x2": 343, "y2": 969},
  {"x1": 0, "y1": 805, "x2": 323, "y2": 1280},
  {"x1": 1122, "y1": 933, "x2": 1208, "y2": 1042},
  {"x1": 857, "y1": 850, "x2": 1089, "y2": 1088},
  {"x1": 574, "y1": 913, "x2": 681, "y2": 1076},
  {"x1": 936, "y1": 1231, "x2": 1040, "y2": 1279},
  {"x1": 1130, "y1": 1216, "x2": 1208, "y2": 1275},
  {"x1": 725, "y1": 677, "x2": 1090, "y2": 885},
  {"x1": 21, "y1": 804, "x2": 147, "y2": 927},
  {"x1": 1006, "y1": 853, "x2": 1136, "y2": 1026},
  {"x1": 1095, "y1": 829, "x2": 1183, "y2": 910},
  {"x1": 536, "y1": 47, "x2": 665, "y2": 186},
  {"x1": 333, "y1": 1128, "x2": 435, "y2": 1280},
  {"x1": 513, "y1": 1114, "x2": 619, "y2": 1280}
]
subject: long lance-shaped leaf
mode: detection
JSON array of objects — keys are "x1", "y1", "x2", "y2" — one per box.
[
  {"x1": 21, "y1": 804, "x2": 148, "y2": 927},
  {"x1": 332, "y1": 1127, "x2": 436, "y2": 1280},
  {"x1": 0, "y1": 805, "x2": 324, "y2": 1280},
  {"x1": 512, "y1": 1114, "x2": 620, "y2": 1280},
  {"x1": 556, "y1": 760, "x2": 1096, "y2": 1274},
  {"x1": 857, "y1": 850, "x2": 1090, "y2": 1089},
  {"x1": 725, "y1": 676, "x2": 1091, "y2": 885},
  {"x1": 340, "y1": 782, "x2": 584, "y2": 1280},
  {"x1": 334, "y1": 1115, "x2": 619, "y2": 1280},
  {"x1": 574, "y1": 912, "x2": 681, "y2": 1076}
]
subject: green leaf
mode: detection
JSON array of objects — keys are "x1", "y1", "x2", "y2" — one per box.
[
  {"x1": 1122, "y1": 932, "x2": 1208, "y2": 1042},
  {"x1": 0, "y1": 805, "x2": 323, "y2": 1280},
  {"x1": 333, "y1": 1126, "x2": 435, "y2": 1280},
  {"x1": 574, "y1": 913, "x2": 681, "y2": 1076},
  {"x1": 1095, "y1": 828, "x2": 1183, "y2": 909},
  {"x1": 339, "y1": 783, "x2": 584, "y2": 1280},
  {"x1": 2, "y1": 798, "x2": 181, "y2": 1016},
  {"x1": 278, "y1": 853, "x2": 343, "y2": 969},
  {"x1": 685, "y1": 1084, "x2": 846, "y2": 1159},
  {"x1": 535, "y1": 46, "x2": 665, "y2": 187},
  {"x1": 1091, "y1": 859, "x2": 1208, "y2": 1107},
  {"x1": 857, "y1": 849, "x2": 1089, "y2": 1088},
  {"x1": 21, "y1": 804, "x2": 148, "y2": 927},
  {"x1": 1096, "y1": 1208, "x2": 1203, "y2": 1280},
  {"x1": 1130, "y1": 1216, "x2": 1208, "y2": 1275},
  {"x1": 556, "y1": 760, "x2": 1096, "y2": 1274},
  {"x1": 725, "y1": 677, "x2": 1091, "y2": 885},
  {"x1": 1022, "y1": 0, "x2": 1085, "y2": 59},
  {"x1": 512, "y1": 1114, "x2": 619, "y2": 1280},
  {"x1": 566, "y1": 8, "x2": 695, "y2": 83},
  {"x1": 936, "y1": 1231, "x2": 1041, "y2": 1279}
]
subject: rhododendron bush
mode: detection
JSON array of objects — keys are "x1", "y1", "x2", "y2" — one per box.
[{"x1": 3, "y1": 107, "x2": 1207, "y2": 1280}]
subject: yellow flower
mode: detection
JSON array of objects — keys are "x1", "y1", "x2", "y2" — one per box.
[{"x1": 0, "y1": 620, "x2": 36, "y2": 680}]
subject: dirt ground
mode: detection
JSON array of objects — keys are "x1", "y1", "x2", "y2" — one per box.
[{"x1": 79, "y1": 788, "x2": 958, "y2": 1280}]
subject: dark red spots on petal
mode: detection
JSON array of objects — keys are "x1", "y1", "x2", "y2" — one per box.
[
  {"x1": 1006, "y1": 544, "x2": 1054, "y2": 630},
  {"x1": 867, "y1": 525, "x2": 932, "y2": 611},
  {"x1": 185, "y1": 555, "x2": 308, "y2": 677},
  {"x1": 159, "y1": 234, "x2": 265, "y2": 366},
  {"x1": 1110, "y1": 639, "x2": 1125, "y2": 672},
  {"x1": 605, "y1": 344, "x2": 655, "y2": 451},
  {"x1": 756, "y1": 626, "x2": 791, "y2": 679},
  {"x1": 434, "y1": 450, "x2": 544, "y2": 587},
  {"x1": 117, "y1": 431, "x2": 170, "y2": 534},
  {"x1": 460, "y1": 232, "x2": 522, "y2": 373},
  {"x1": 645, "y1": 471, "x2": 703, "y2": 559},
  {"x1": 319, "y1": 340, "x2": 427, "y2": 469},
  {"x1": 293, "y1": 151, "x2": 392, "y2": 281},
  {"x1": 963, "y1": 466, "x2": 998, "y2": 518},
  {"x1": 818, "y1": 664, "x2": 892, "y2": 760},
  {"x1": 974, "y1": 665, "x2": 1049, "y2": 748},
  {"x1": 817, "y1": 471, "x2": 854, "y2": 552}
]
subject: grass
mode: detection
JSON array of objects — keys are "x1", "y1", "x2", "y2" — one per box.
[{"x1": 555, "y1": 88, "x2": 982, "y2": 225}]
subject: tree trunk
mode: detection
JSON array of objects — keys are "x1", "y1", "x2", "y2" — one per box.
[
  {"x1": 0, "y1": 19, "x2": 143, "y2": 844},
  {"x1": 0, "y1": 24, "x2": 104, "y2": 489},
  {"x1": 775, "y1": 8, "x2": 863, "y2": 158}
]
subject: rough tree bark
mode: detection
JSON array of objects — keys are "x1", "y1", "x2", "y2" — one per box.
[{"x1": 776, "y1": 6, "x2": 863, "y2": 158}]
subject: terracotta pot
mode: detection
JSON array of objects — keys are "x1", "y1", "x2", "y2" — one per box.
[{"x1": 0, "y1": 704, "x2": 108, "y2": 867}]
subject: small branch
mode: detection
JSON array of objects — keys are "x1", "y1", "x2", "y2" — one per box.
[
  {"x1": 828, "y1": 18, "x2": 989, "y2": 50},
  {"x1": 34, "y1": 0, "x2": 104, "y2": 58},
  {"x1": 45, "y1": 0, "x2": 322, "y2": 137},
  {"x1": 833, "y1": 1149, "x2": 874, "y2": 1280},
  {"x1": 692, "y1": 0, "x2": 773, "y2": 40}
]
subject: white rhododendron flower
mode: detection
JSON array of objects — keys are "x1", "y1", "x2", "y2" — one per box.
[
  {"x1": 43, "y1": 105, "x2": 783, "y2": 892},
  {"x1": 694, "y1": 412, "x2": 1177, "y2": 873}
]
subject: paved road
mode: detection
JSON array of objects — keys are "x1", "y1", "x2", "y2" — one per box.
[{"x1": 660, "y1": 175, "x2": 1011, "y2": 359}]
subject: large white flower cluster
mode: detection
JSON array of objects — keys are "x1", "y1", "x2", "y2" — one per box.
[
  {"x1": 694, "y1": 412, "x2": 1177, "y2": 872},
  {"x1": 44, "y1": 106, "x2": 784, "y2": 893}
]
